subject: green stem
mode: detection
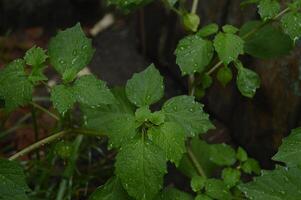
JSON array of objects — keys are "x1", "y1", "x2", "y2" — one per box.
[
  {"x1": 191, "y1": 0, "x2": 199, "y2": 14},
  {"x1": 187, "y1": 144, "x2": 207, "y2": 178},
  {"x1": 8, "y1": 130, "x2": 70, "y2": 161},
  {"x1": 30, "y1": 102, "x2": 59, "y2": 121},
  {"x1": 31, "y1": 104, "x2": 40, "y2": 160}
]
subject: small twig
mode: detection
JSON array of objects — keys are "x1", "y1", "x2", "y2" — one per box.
[
  {"x1": 187, "y1": 144, "x2": 207, "y2": 178},
  {"x1": 30, "y1": 102, "x2": 59, "y2": 121},
  {"x1": 31, "y1": 104, "x2": 40, "y2": 160},
  {"x1": 191, "y1": 0, "x2": 199, "y2": 14}
]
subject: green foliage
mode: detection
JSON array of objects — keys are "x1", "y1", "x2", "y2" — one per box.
[
  {"x1": 205, "y1": 179, "x2": 232, "y2": 200},
  {"x1": 0, "y1": 59, "x2": 33, "y2": 112},
  {"x1": 50, "y1": 85, "x2": 75, "y2": 115},
  {"x1": 175, "y1": 35, "x2": 214, "y2": 75},
  {"x1": 0, "y1": 159, "x2": 30, "y2": 200},
  {"x1": 222, "y1": 168, "x2": 241, "y2": 188},
  {"x1": 195, "y1": 194, "x2": 213, "y2": 200},
  {"x1": 48, "y1": 23, "x2": 94, "y2": 82},
  {"x1": 281, "y1": 11, "x2": 301, "y2": 41},
  {"x1": 217, "y1": 66, "x2": 233, "y2": 87},
  {"x1": 156, "y1": 187, "x2": 193, "y2": 200},
  {"x1": 258, "y1": 0, "x2": 280, "y2": 21},
  {"x1": 182, "y1": 13, "x2": 200, "y2": 32},
  {"x1": 115, "y1": 139, "x2": 167, "y2": 200},
  {"x1": 107, "y1": 0, "x2": 153, "y2": 12},
  {"x1": 191, "y1": 175, "x2": 206, "y2": 192},
  {"x1": 126, "y1": 64, "x2": 164, "y2": 107},
  {"x1": 213, "y1": 32, "x2": 244, "y2": 65},
  {"x1": 54, "y1": 141, "x2": 74, "y2": 159},
  {"x1": 197, "y1": 23, "x2": 219, "y2": 37},
  {"x1": 236, "y1": 147, "x2": 248, "y2": 162},
  {"x1": 209, "y1": 143, "x2": 236, "y2": 166},
  {"x1": 241, "y1": 158, "x2": 261, "y2": 175},
  {"x1": 222, "y1": 25, "x2": 239, "y2": 34}
]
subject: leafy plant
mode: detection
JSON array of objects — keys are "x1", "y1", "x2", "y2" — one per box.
[{"x1": 1, "y1": 0, "x2": 301, "y2": 199}]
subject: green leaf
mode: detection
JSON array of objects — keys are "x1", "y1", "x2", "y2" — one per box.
[
  {"x1": 200, "y1": 74, "x2": 213, "y2": 89},
  {"x1": 24, "y1": 46, "x2": 48, "y2": 67},
  {"x1": 197, "y1": 23, "x2": 219, "y2": 37},
  {"x1": 195, "y1": 194, "x2": 213, "y2": 200},
  {"x1": 0, "y1": 59, "x2": 33, "y2": 112},
  {"x1": 149, "y1": 111, "x2": 165, "y2": 125},
  {"x1": 217, "y1": 66, "x2": 233, "y2": 87},
  {"x1": 175, "y1": 35, "x2": 214, "y2": 75},
  {"x1": 281, "y1": 11, "x2": 301, "y2": 41},
  {"x1": 241, "y1": 158, "x2": 261, "y2": 175},
  {"x1": 205, "y1": 179, "x2": 232, "y2": 200},
  {"x1": 209, "y1": 143, "x2": 236, "y2": 166},
  {"x1": 73, "y1": 75, "x2": 115, "y2": 107},
  {"x1": 135, "y1": 106, "x2": 152, "y2": 123},
  {"x1": 111, "y1": 87, "x2": 136, "y2": 114},
  {"x1": 239, "y1": 166, "x2": 301, "y2": 200},
  {"x1": 115, "y1": 139, "x2": 167, "y2": 200},
  {"x1": 0, "y1": 158, "x2": 30, "y2": 200},
  {"x1": 235, "y1": 61, "x2": 261, "y2": 98},
  {"x1": 240, "y1": 21, "x2": 294, "y2": 58},
  {"x1": 182, "y1": 13, "x2": 200, "y2": 32},
  {"x1": 222, "y1": 168, "x2": 241, "y2": 188},
  {"x1": 54, "y1": 141, "x2": 74, "y2": 159},
  {"x1": 83, "y1": 105, "x2": 136, "y2": 149},
  {"x1": 48, "y1": 23, "x2": 94, "y2": 82},
  {"x1": 50, "y1": 84, "x2": 75, "y2": 115},
  {"x1": 89, "y1": 177, "x2": 132, "y2": 200},
  {"x1": 213, "y1": 32, "x2": 244, "y2": 65},
  {"x1": 156, "y1": 187, "x2": 193, "y2": 200},
  {"x1": 108, "y1": 0, "x2": 153, "y2": 12},
  {"x1": 191, "y1": 175, "x2": 206, "y2": 192},
  {"x1": 126, "y1": 64, "x2": 164, "y2": 107},
  {"x1": 148, "y1": 122, "x2": 186, "y2": 166},
  {"x1": 272, "y1": 127, "x2": 301, "y2": 167},
  {"x1": 162, "y1": 95, "x2": 214, "y2": 137},
  {"x1": 222, "y1": 25, "x2": 239, "y2": 34},
  {"x1": 236, "y1": 147, "x2": 248, "y2": 162},
  {"x1": 258, "y1": 0, "x2": 280, "y2": 21}
]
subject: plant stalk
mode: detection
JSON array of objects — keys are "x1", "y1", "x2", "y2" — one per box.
[{"x1": 30, "y1": 102, "x2": 59, "y2": 121}]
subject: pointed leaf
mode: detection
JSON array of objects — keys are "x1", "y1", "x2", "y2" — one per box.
[
  {"x1": 197, "y1": 23, "x2": 219, "y2": 37},
  {"x1": 281, "y1": 11, "x2": 301, "y2": 41},
  {"x1": 50, "y1": 84, "x2": 76, "y2": 115},
  {"x1": 209, "y1": 143, "x2": 236, "y2": 166},
  {"x1": 258, "y1": 0, "x2": 280, "y2": 21}
]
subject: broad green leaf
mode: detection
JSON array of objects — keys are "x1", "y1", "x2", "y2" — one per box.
[
  {"x1": 148, "y1": 122, "x2": 186, "y2": 166},
  {"x1": 126, "y1": 64, "x2": 164, "y2": 107},
  {"x1": 162, "y1": 95, "x2": 214, "y2": 137},
  {"x1": 205, "y1": 179, "x2": 232, "y2": 200},
  {"x1": 217, "y1": 66, "x2": 233, "y2": 87},
  {"x1": 191, "y1": 175, "x2": 206, "y2": 192},
  {"x1": 239, "y1": 166, "x2": 301, "y2": 200},
  {"x1": 50, "y1": 85, "x2": 75, "y2": 115},
  {"x1": 89, "y1": 177, "x2": 132, "y2": 200},
  {"x1": 236, "y1": 147, "x2": 248, "y2": 162},
  {"x1": 182, "y1": 13, "x2": 200, "y2": 32},
  {"x1": 175, "y1": 35, "x2": 214, "y2": 75},
  {"x1": 0, "y1": 59, "x2": 33, "y2": 111},
  {"x1": 0, "y1": 158, "x2": 30, "y2": 200},
  {"x1": 197, "y1": 23, "x2": 219, "y2": 37},
  {"x1": 281, "y1": 11, "x2": 301, "y2": 41},
  {"x1": 108, "y1": 0, "x2": 153, "y2": 12},
  {"x1": 24, "y1": 46, "x2": 48, "y2": 67},
  {"x1": 209, "y1": 143, "x2": 236, "y2": 166},
  {"x1": 156, "y1": 187, "x2": 193, "y2": 200},
  {"x1": 240, "y1": 21, "x2": 294, "y2": 58},
  {"x1": 115, "y1": 139, "x2": 167, "y2": 200},
  {"x1": 222, "y1": 168, "x2": 241, "y2": 188},
  {"x1": 258, "y1": 0, "x2": 280, "y2": 21},
  {"x1": 111, "y1": 87, "x2": 135, "y2": 114},
  {"x1": 195, "y1": 194, "x2": 213, "y2": 200},
  {"x1": 83, "y1": 105, "x2": 136, "y2": 149},
  {"x1": 272, "y1": 127, "x2": 301, "y2": 167},
  {"x1": 73, "y1": 75, "x2": 115, "y2": 107},
  {"x1": 241, "y1": 158, "x2": 261, "y2": 175},
  {"x1": 222, "y1": 25, "x2": 239, "y2": 34},
  {"x1": 235, "y1": 61, "x2": 261, "y2": 98},
  {"x1": 213, "y1": 32, "x2": 244, "y2": 65},
  {"x1": 48, "y1": 23, "x2": 94, "y2": 82}
]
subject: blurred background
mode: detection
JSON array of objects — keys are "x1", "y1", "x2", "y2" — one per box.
[{"x1": 1, "y1": 0, "x2": 301, "y2": 199}]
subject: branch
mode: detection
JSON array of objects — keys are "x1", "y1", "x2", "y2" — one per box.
[
  {"x1": 186, "y1": 144, "x2": 207, "y2": 178},
  {"x1": 30, "y1": 102, "x2": 59, "y2": 121}
]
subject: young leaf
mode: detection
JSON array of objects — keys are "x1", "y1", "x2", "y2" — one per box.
[
  {"x1": 88, "y1": 177, "x2": 132, "y2": 200},
  {"x1": 175, "y1": 35, "x2": 214, "y2": 75},
  {"x1": 201, "y1": 74, "x2": 213, "y2": 89},
  {"x1": 240, "y1": 21, "x2": 294, "y2": 58},
  {"x1": 0, "y1": 59, "x2": 33, "y2": 111},
  {"x1": 258, "y1": 0, "x2": 280, "y2": 21},
  {"x1": 205, "y1": 179, "x2": 232, "y2": 200},
  {"x1": 235, "y1": 61, "x2": 261, "y2": 98},
  {"x1": 115, "y1": 139, "x2": 167, "y2": 200},
  {"x1": 222, "y1": 168, "x2": 241, "y2": 188},
  {"x1": 148, "y1": 122, "x2": 186, "y2": 166},
  {"x1": 162, "y1": 95, "x2": 214, "y2": 137},
  {"x1": 213, "y1": 32, "x2": 244, "y2": 65},
  {"x1": 182, "y1": 13, "x2": 200, "y2": 32},
  {"x1": 156, "y1": 187, "x2": 194, "y2": 200},
  {"x1": 239, "y1": 166, "x2": 301, "y2": 200},
  {"x1": 48, "y1": 23, "x2": 94, "y2": 82},
  {"x1": 217, "y1": 66, "x2": 233, "y2": 87},
  {"x1": 197, "y1": 23, "x2": 219, "y2": 37},
  {"x1": 236, "y1": 147, "x2": 248, "y2": 162},
  {"x1": 108, "y1": 0, "x2": 153, "y2": 12},
  {"x1": 209, "y1": 143, "x2": 236, "y2": 166},
  {"x1": 50, "y1": 85, "x2": 76, "y2": 115},
  {"x1": 222, "y1": 25, "x2": 239, "y2": 34},
  {"x1": 190, "y1": 175, "x2": 206, "y2": 192},
  {"x1": 73, "y1": 75, "x2": 115, "y2": 107},
  {"x1": 241, "y1": 158, "x2": 261, "y2": 175},
  {"x1": 24, "y1": 46, "x2": 48, "y2": 67},
  {"x1": 281, "y1": 11, "x2": 301, "y2": 41},
  {"x1": 135, "y1": 106, "x2": 152, "y2": 124},
  {"x1": 0, "y1": 158, "x2": 30, "y2": 200},
  {"x1": 126, "y1": 64, "x2": 164, "y2": 107},
  {"x1": 272, "y1": 127, "x2": 301, "y2": 167}
]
